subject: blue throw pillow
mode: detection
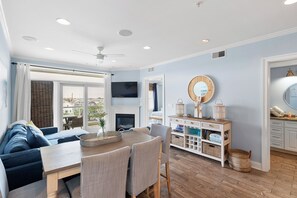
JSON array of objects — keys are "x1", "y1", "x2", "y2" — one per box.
[
  {"x1": 8, "y1": 124, "x2": 28, "y2": 140},
  {"x1": 27, "y1": 126, "x2": 51, "y2": 148},
  {"x1": 4, "y1": 132, "x2": 30, "y2": 154},
  {"x1": 0, "y1": 129, "x2": 11, "y2": 154}
]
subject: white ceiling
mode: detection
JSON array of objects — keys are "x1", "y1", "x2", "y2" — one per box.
[{"x1": 2, "y1": 0, "x2": 297, "y2": 70}]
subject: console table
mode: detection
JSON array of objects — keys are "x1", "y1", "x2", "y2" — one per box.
[{"x1": 169, "y1": 116, "x2": 232, "y2": 167}]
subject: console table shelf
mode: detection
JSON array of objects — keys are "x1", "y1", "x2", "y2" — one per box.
[{"x1": 169, "y1": 116, "x2": 232, "y2": 167}]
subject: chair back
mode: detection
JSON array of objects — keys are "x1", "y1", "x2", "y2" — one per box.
[
  {"x1": 127, "y1": 136, "x2": 162, "y2": 196},
  {"x1": 80, "y1": 146, "x2": 130, "y2": 198},
  {"x1": 70, "y1": 117, "x2": 83, "y2": 128},
  {"x1": 0, "y1": 159, "x2": 9, "y2": 198},
  {"x1": 150, "y1": 124, "x2": 171, "y2": 161},
  {"x1": 131, "y1": 127, "x2": 150, "y2": 134}
]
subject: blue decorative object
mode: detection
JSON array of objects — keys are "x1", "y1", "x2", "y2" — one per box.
[
  {"x1": 188, "y1": 128, "x2": 201, "y2": 136},
  {"x1": 26, "y1": 126, "x2": 51, "y2": 148},
  {"x1": 4, "y1": 131, "x2": 30, "y2": 154}
]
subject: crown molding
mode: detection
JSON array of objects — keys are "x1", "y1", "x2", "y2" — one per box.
[
  {"x1": 140, "y1": 27, "x2": 297, "y2": 70},
  {"x1": 0, "y1": 0, "x2": 12, "y2": 53}
]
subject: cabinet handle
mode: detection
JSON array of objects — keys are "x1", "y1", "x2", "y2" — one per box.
[{"x1": 191, "y1": 122, "x2": 194, "y2": 124}]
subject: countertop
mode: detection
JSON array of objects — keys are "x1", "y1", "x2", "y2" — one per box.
[{"x1": 271, "y1": 117, "x2": 297, "y2": 122}]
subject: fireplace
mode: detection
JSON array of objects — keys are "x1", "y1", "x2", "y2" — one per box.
[{"x1": 115, "y1": 114, "x2": 135, "y2": 131}]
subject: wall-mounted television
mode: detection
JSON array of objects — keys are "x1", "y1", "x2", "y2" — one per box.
[{"x1": 112, "y1": 82, "x2": 138, "y2": 98}]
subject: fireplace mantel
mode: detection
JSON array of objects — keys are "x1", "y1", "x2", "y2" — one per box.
[{"x1": 110, "y1": 105, "x2": 140, "y2": 131}]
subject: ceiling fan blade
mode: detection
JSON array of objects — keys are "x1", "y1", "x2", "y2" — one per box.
[
  {"x1": 105, "y1": 54, "x2": 125, "y2": 58},
  {"x1": 72, "y1": 50, "x2": 96, "y2": 56}
]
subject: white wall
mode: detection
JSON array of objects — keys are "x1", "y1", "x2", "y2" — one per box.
[
  {"x1": 0, "y1": 23, "x2": 11, "y2": 138},
  {"x1": 270, "y1": 65, "x2": 297, "y2": 115}
]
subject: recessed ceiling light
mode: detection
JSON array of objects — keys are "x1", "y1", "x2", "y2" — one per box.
[
  {"x1": 44, "y1": 47, "x2": 54, "y2": 51},
  {"x1": 284, "y1": 0, "x2": 297, "y2": 4},
  {"x1": 143, "y1": 46, "x2": 151, "y2": 50},
  {"x1": 111, "y1": 60, "x2": 117, "y2": 63},
  {"x1": 22, "y1": 36, "x2": 38, "y2": 42},
  {"x1": 202, "y1": 39, "x2": 209, "y2": 43},
  {"x1": 118, "y1": 29, "x2": 133, "y2": 37},
  {"x1": 56, "y1": 18, "x2": 71, "y2": 25}
]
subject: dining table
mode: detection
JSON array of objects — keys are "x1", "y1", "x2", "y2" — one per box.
[{"x1": 40, "y1": 131, "x2": 161, "y2": 198}]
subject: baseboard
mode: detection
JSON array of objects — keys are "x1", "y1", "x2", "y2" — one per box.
[{"x1": 251, "y1": 161, "x2": 262, "y2": 171}]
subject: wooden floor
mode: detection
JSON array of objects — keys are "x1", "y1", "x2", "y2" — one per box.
[{"x1": 138, "y1": 148, "x2": 297, "y2": 198}]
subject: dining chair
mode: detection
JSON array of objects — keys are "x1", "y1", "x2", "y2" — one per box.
[
  {"x1": 126, "y1": 136, "x2": 162, "y2": 198},
  {"x1": 131, "y1": 127, "x2": 150, "y2": 134},
  {"x1": 69, "y1": 117, "x2": 83, "y2": 129},
  {"x1": 0, "y1": 159, "x2": 69, "y2": 198},
  {"x1": 65, "y1": 146, "x2": 130, "y2": 198},
  {"x1": 150, "y1": 124, "x2": 172, "y2": 193}
]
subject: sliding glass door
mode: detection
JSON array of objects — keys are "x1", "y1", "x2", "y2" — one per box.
[
  {"x1": 62, "y1": 85, "x2": 85, "y2": 130},
  {"x1": 61, "y1": 84, "x2": 104, "y2": 132},
  {"x1": 86, "y1": 86, "x2": 105, "y2": 132}
]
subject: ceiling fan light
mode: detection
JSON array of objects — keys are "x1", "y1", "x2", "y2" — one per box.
[{"x1": 56, "y1": 18, "x2": 71, "y2": 25}]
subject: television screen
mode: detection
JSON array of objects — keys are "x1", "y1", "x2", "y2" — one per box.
[{"x1": 112, "y1": 82, "x2": 138, "y2": 98}]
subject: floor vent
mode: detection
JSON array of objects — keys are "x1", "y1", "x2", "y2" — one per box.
[{"x1": 212, "y1": 50, "x2": 226, "y2": 59}]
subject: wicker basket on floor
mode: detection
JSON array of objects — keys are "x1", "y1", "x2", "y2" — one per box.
[{"x1": 228, "y1": 149, "x2": 251, "y2": 173}]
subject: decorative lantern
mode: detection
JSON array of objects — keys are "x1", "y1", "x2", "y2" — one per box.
[
  {"x1": 176, "y1": 99, "x2": 184, "y2": 117},
  {"x1": 213, "y1": 99, "x2": 226, "y2": 120}
]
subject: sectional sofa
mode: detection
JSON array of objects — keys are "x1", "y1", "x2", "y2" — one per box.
[{"x1": 0, "y1": 121, "x2": 87, "y2": 190}]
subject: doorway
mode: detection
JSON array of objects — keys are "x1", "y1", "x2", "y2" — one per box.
[
  {"x1": 262, "y1": 52, "x2": 297, "y2": 172},
  {"x1": 143, "y1": 75, "x2": 165, "y2": 126}
]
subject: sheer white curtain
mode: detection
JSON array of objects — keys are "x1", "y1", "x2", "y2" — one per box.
[
  {"x1": 13, "y1": 63, "x2": 31, "y2": 121},
  {"x1": 104, "y1": 74, "x2": 111, "y2": 131}
]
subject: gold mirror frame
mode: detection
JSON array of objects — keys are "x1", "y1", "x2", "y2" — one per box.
[{"x1": 188, "y1": 75, "x2": 215, "y2": 103}]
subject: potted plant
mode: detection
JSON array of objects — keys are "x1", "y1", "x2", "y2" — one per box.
[{"x1": 98, "y1": 112, "x2": 107, "y2": 136}]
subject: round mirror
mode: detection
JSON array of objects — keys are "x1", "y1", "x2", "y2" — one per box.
[
  {"x1": 284, "y1": 83, "x2": 297, "y2": 110},
  {"x1": 194, "y1": 81, "x2": 208, "y2": 97},
  {"x1": 188, "y1": 75, "x2": 215, "y2": 103}
]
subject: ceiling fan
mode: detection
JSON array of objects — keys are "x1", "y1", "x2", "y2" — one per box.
[{"x1": 72, "y1": 46, "x2": 124, "y2": 63}]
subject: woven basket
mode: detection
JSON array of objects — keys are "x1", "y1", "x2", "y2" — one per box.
[{"x1": 228, "y1": 149, "x2": 251, "y2": 172}]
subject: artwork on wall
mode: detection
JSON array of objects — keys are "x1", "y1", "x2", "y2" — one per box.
[{"x1": 0, "y1": 60, "x2": 8, "y2": 110}]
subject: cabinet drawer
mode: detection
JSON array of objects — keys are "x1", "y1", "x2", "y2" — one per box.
[
  {"x1": 185, "y1": 120, "x2": 200, "y2": 127},
  {"x1": 170, "y1": 118, "x2": 184, "y2": 125},
  {"x1": 285, "y1": 121, "x2": 297, "y2": 129},
  {"x1": 271, "y1": 139, "x2": 284, "y2": 149},
  {"x1": 270, "y1": 120, "x2": 283, "y2": 127},
  {"x1": 270, "y1": 127, "x2": 283, "y2": 137},
  {"x1": 201, "y1": 122, "x2": 221, "y2": 131},
  {"x1": 271, "y1": 131, "x2": 283, "y2": 140}
]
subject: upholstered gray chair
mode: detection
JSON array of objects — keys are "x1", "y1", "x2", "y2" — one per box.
[
  {"x1": 150, "y1": 124, "x2": 172, "y2": 193},
  {"x1": 66, "y1": 146, "x2": 130, "y2": 198},
  {"x1": 126, "y1": 136, "x2": 162, "y2": 198},
  {"x1": 131, "y1": 127, "x2": 150, "y2": 134},
  {"x1": 0, "y1": 159, "x2": 69, "y2": 198}
]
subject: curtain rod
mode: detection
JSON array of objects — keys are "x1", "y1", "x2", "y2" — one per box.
[{"x1": 11, "y1": 62, "x2": 108, "y2": 75}]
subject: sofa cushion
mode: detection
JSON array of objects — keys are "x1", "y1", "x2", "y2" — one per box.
[
  {"x1": 27, "y1": 126, "x2": 51, "y2": 148},
  {"x1": 45, "y1": 128, "x2": 88, "y2": 145},
  {"x1": 57, "y1": 135, "x2": 80, "y2": 144},
  {"x1": 3, "y1": 132, "x2": 30, "y2": 154},
  {"x1": 0, "y1": 129, "x2": 11, "y2": 154},
  {"x1": 8, "y1": 125, "x2": 28, "y2": 140}
]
